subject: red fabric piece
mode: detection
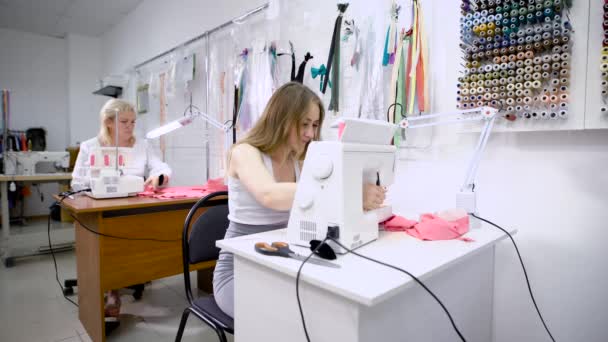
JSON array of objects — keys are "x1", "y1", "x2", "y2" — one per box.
[
  {"x1": 383, "y1": 213, "x2": 473, "y2": 242},
  {"x1": 138, "y1": 177, "x2": 228, "y2": 199}
]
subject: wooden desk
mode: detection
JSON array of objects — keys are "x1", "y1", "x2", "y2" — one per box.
[
  {"x1": 0, "y1": 173, "x2": 72, "y2": 267},
  {"x1": 59, "y1": 194, "x2": 227, "y2": 342}
]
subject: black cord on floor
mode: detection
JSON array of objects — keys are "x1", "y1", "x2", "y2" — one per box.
[
  {"x1": 471, "y1": 214, "x2": 556, "y2": 342},
  {"x1": 329, "y1": 238, "x2": 467, "y2": 342},
  {"x1": 295, "y1": 237, "x2": 328, "y2": 342},
  {"x1": 48, "y1": 192, "x2": 86, "y2": 308},
  {"x1": 69, "y1": 213, "x2": 180, "y2": 242}
]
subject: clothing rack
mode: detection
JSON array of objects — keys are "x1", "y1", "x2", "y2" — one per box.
[
  {"x1": 133, "y1": 3, "x2": 269, "y2": 70},
  {"x1": 133, "y1": 3, "x2": 269, "y2": 181}
]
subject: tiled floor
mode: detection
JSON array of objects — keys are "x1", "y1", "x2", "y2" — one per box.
[{"x1": 0, "y1": 218, "x2": 233, "y2": 342}]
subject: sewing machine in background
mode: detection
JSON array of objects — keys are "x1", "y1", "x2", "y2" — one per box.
[
  {"x1": 4, "y1": 151, "x2": 70, "y2": 175},
  {"x1": 288, "y1": 118, "x2": 397, "y2": 254},
  {"x1": 84, "y1": 147, "x2": 144, "y2": 199}
]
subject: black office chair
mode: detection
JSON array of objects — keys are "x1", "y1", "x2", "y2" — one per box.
[{"x1": 175, "y1": 191, "x2": 233, "y2": 342}]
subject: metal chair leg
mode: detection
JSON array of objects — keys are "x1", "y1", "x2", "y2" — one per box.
[
  {"x1": 214, "y1": 327, "x2": 228, "y2": 342},
  {"x1": 174, "y1": 308, "x2": 191, "y2": 342}
]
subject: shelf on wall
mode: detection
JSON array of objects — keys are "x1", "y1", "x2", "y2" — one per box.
[{"x1": 92, "y1": 85, "x2": 123, "y2": 98}]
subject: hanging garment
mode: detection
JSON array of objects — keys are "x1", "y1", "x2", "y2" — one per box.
[
  {"x1": 237, "y1": 40, "x2": 275, "y2": 133},
  {"x1": 357, "y1": 17, "x2": 384, "y2": 120}
]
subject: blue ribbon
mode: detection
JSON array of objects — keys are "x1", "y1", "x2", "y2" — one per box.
[{"x1": 311, "y1": 64, "x2": 332, "y2": 91}]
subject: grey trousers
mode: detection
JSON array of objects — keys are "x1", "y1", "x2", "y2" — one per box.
[{"x1": 213, "y1": 220, "x2": 286, "y2": 318}]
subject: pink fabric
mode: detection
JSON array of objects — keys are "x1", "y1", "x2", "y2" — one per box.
[
  {"x1": 383, "y1": 213, "x2": 473, "y2": 242},
  {"x1": 138, "y1": 177, "x2": 228, "y2": 199}
]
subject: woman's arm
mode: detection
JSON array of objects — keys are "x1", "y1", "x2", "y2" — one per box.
[
  {"x1": 145, "y1": 141, "x2": 172, "y2": 189},
  {"x1": 231, "y1": 144, "x2": 296, "y2": 211},
  {"x1": 71, "y1": 142, "x2": 90, "y2": 191}
]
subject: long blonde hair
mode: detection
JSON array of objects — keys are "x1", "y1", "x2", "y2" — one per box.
[
  {"x1": 98, "y1": 98, "x2": 136, "y2": 147},
  {"x1": 236, "y1": 82, "x2": 325, "y2": 160}
]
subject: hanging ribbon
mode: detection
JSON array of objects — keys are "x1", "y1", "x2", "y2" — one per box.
[
  {"x1": 277, "y1": 41, "x2": 296, "y2": 82},
  {"x1": 322, "y1": 3, "x2": 349, "y2": 113},
  {"x1": 405, "y1": 1, "x2": 428, "y2": 115},
  {"x1": 295, "y1": 52, "x2": 313, "y2": 83},
  {"x1": 343, "y1": 19, "x2": 361, "y2": 70},
  {"x1": 311, "y1": 64, "x2": 332, "y2": 91},
  {"x1": 383, "y1": 2, "x2": 401, "y2": 66},
  {"x1": 389, "y1": 28, "x2": 407, "y2": 124}
]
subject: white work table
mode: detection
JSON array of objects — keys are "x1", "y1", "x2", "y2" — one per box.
[{"x1": 217, "y1": 221, "x2": 516, "y2": 342}]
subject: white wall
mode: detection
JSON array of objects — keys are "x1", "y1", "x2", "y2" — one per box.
[
  {"x1": 101, "y1": 0, "x2": 608, "y2": 341},
  {"x1": 67, "y1": 34, "x2": 105, "y2": 146},
  {"x1": 0, "y1": 28, "x2": 69, "y2": 216},
  {"x1": 0, "y1": 28, "x2": 68, "y2": 150},
  {"x1": 0, "y1": 29, "x2": 103, "y2": 216},
  {"x1": 100, "y1": 0, "x2": 267, "y2": 76}
]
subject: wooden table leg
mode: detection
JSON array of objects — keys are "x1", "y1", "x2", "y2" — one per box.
[
  {"x1": 1, "y1": 181, "x2": 10, "y2": 259},
  {"x1": 75, "y1": 213, "x2": 105, "y2": 342}
]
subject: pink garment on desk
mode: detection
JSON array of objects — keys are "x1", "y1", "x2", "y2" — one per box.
[
  {"x1": 383, "y1": 211, "x2": 473, "y2": 242},
  {"x1": 138, "y1": 177, "x2": 228, "y2": 199}
]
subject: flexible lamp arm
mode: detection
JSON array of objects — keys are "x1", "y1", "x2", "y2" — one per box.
[
  {"x1": 145, "y1": 109, "x2": 231, "y2": 139},
  {"x1": 397, "y1": 106, "x2": 498, "y2": 213}
]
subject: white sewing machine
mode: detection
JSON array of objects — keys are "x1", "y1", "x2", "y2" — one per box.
[
  {"x1": 85, "y1": 147, "x2": 144, "y2": 199},
  {"x1": 4, "y1": 151, "x2": 70, "y2": 175},
  {"x1": 288, "y1": 118, "x2": 397, "y2": 253}
]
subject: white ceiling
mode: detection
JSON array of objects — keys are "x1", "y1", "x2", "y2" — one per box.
[{"x1": 0, "y1": 0, "x2": 143, "y2": 38}]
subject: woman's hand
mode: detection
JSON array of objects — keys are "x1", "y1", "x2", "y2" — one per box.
[
  {"x1": 363, "y1": 183, "x2": 387, "y2": 211},
  {"x1": 144, "y1": 174, "x2": 169, "y2": 191}
]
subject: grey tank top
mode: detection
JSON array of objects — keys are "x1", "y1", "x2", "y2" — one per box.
[{"x1": 227, "y1": 153, "x2": 300, "y2": 225}]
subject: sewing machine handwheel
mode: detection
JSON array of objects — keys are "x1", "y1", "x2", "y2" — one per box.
[{"x1": 312, "y1": 156, "x2": 333, "y2": 180}]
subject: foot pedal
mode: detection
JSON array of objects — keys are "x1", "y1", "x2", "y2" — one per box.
[
  {"x1": 64, "y1": 279, "x2": 78, "y2": 287},
  {"x1": 104, "y1": 318, "x2": 120, "y2": 336}
]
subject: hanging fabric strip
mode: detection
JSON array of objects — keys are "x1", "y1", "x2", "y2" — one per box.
[
  {"x1": 394, "y1": 41, "x2": 407, "y2": 146},
  {"x1": 289, "y1": 42, "x2": 296, "y2": 81},
  {"x1": 383, "y1": 2, "x2": 401, "y2": 66},
  {"x1": 328, "y1": 24, "x2": 342, "y2": 111},
  {"x1": 295, "y1": 52, "x2": 313, "y2": 83},
  {"x1": 322, "y1": 3, "x2": 349, "y2": 95},
  {"x1": 343, "y1": 19, "x2": 361, "y2": 69},
  {"x1": 416, "y1": 1, "x2": 429, "y2": 112},
  {"x1": 159, "y1": 73, "x2": 167, "y2": 161},
  {"x1": 388, "y1": 29, "x2": 406, "y2": 124},
  {"x1": 277, "y1": 41, "x2": 296, "y2": 82},
  {"x1": 407, "y1": 3, "x2": 419, "y2": 115}
]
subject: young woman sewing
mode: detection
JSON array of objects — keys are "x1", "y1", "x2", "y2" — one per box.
[{"x1": 213, "y1": 82, "x2": 386, "y2": 318}]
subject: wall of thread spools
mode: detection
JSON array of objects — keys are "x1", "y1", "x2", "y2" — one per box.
[
  {"x1": 458, "y1": 0, "x2": 576, "y2": 128},
  {"x1": 602, "y1": 1, "x2": 608, "y2": 113},
  {"x1": 584, "y1": 0, "x2": 608, "y2": 129}
]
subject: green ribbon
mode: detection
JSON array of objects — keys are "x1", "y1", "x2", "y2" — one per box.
[{"x1": 311, "y1": 65, "x2": 332, "y2": 91}]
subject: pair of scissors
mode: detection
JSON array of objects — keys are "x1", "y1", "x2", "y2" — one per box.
[{"x1": 254, "y1": 242, "x2": 340, "y2": 268}]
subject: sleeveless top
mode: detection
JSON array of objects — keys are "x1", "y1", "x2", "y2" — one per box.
[{"x1": 227, "y1": 153, "x2": 300, "y2": 225}]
